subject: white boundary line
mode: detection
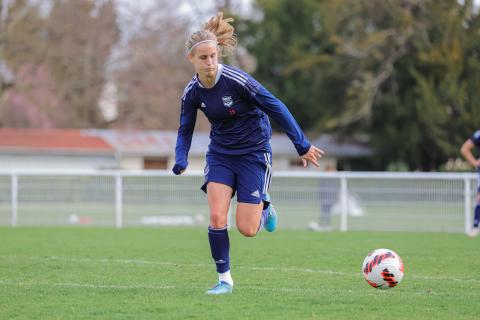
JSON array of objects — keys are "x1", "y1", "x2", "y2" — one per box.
[
  {"x1": 0, "y1": 279, "x2": 335, "y2": 295},
  {"x1": 1, "y1": 255, "x2": 479, "y2": 283},
  {"x1": 0, "y1": 279, "x2": 329, "y2": 293},
  {"x1": 0, "y1": 280, "x2": 475, "y2": 297}
]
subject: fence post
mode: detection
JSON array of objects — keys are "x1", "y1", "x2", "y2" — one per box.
[
  {"x1": 340, "y1": 174, "x2": 348, "y2": 232},
  {"x1": 464, "y1": 175, "x2": 472, "y2": 235},
  {"x1": 115, "y1": 174, "x2": 123, "y2": 229},
  {"x1": 11, "y1": 173, "x2": 18, "y2": 227}
]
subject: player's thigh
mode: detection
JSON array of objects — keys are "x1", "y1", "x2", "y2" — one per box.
[
  {"x1": 236, "y1": 202, "x2": 263, "y2": 237},
  {"x1": 207, "y1": 182, "x2": 234, "y2": 227},
  {"x1": 202, "y1": 153, "x2": 236, "y2": 227}
]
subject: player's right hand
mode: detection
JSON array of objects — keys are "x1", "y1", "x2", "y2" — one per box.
[{"x1": 172, "y1": 163, "x2": 186, "y2": 175}]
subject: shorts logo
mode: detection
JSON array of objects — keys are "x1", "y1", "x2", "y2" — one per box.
[
  {"x1": 222, "y1": 96, "x2": 233, "y2": 108},
  {"x1": 200, "y1": 102, "x2": 206, "y2": 108},
  {"x1": 251, "y1": 190, "x2": 260, "y2": 198}
]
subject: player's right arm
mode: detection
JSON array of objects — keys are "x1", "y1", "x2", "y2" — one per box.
[
  {"x1": 173, "y1": 95, "x2": 197, "y2": 175},
  {"x1": 461, "y1": 137, "x2": 480, "y2": 168}
]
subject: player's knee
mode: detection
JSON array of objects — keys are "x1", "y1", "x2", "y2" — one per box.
[
  {"x1": 238, "y1": 225, "x2": 257, "y2": 237},
  {"x1": 210, "y1": 211, "x2": 227, "y2": 228}
]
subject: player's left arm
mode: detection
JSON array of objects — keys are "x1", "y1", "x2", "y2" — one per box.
[{"x1": 246, "y1": 79, "x2": 324, "y2": 167}]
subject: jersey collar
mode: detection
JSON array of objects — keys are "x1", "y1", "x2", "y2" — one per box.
[{"x1": 197, "y1": 64, "x2": 223, "y2": 88}]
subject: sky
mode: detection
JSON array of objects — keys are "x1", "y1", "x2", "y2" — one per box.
[{"x1": 115, "y1": 0, "x2": 254, "y2": 31}]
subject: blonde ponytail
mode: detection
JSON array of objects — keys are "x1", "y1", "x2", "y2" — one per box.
[{"x1": 186, "y1": 12, "x2": 237, "y2": 57}]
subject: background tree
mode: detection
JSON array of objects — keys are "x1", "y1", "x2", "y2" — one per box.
[
  {"x1": 2, "y1": 0, "x2": 480, "y2": 171},
  {"x1": 112, "y1": 1, "x2": 207, "y2": 130},
  {"x1": 0, "y1": 0, "x2": 45, "y2": 127},
  {"x1": 111, "y1": 0, "x2": 251, "y2": 131},
  {"x1": 45, "y1": 0, "x2": 119, "y2": 128},
  {"x1": 242, "y1": 0, "x2": 480, "y2": 170},
  {"x1": 369, "y1": 0, "x2": 480, "y2": 170},
  {"x1": 0, "y1": 0, "x2": 119, "y2": 128}
]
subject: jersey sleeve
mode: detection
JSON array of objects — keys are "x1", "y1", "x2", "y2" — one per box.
[
  {"x1": 242, "y1": 75, "x2": 311, "y2": 156},
  {"x1": 174, "y1": 93, "x2": 198, "y2": 168},
  {"x1": 471, "y1": 130, "x2": 480, "y2": 148}
]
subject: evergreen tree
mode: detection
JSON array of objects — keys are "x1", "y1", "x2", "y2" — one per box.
[{"x1": 244, "y1": 0, "x2": 480, "y2": 170}]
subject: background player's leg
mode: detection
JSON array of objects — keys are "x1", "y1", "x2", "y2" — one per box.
[
  {"x1": 470, "y1": 175, "x2": 480, "y2": 237},
  {"x1": 206, "y1": 182, "x2": 234, "y2": 293},
  {"x1": 474, "y1": 193, "x2": 480, "y2": 229},
  {"x1": 469, "y1": 192, "x2": 480, "y2": 237}
]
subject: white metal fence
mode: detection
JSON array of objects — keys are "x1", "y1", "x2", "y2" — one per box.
[{"x1": 0, "y1": 170, "x2": 477, "y2": 233}]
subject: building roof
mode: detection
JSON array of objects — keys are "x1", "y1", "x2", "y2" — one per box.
[
  {"x1": 84, "y1": 129, "x2": 178, "y2": 156},
  {"x1": 0, "y1": 128, "x2": 371, "y2": 158},
  {"x1": 85, "y1": 129, "x2": 371, "y2": 158},
  {"x1": 0, "y1": 128, "x2": 114, "y2": 155}
]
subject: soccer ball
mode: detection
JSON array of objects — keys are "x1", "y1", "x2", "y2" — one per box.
[{"x1": 362, "y1": 248, "x2": 404, "y2": 289}]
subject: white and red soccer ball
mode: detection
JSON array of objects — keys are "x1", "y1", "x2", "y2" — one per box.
[{"x1": 362, "y1": 248, "x2": 404, "y2": 289}]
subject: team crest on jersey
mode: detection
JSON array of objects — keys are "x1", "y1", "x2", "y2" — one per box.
[
  {"x1": 200, "y1": 102, "x2": 206, "y2": 108},
  {"x1": 222, "y1": 96, "x2": 233, "y2": 108}
]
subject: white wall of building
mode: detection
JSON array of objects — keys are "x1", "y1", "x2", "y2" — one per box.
[
  {"x1": 119, "y1": 156, "x2": 144, "y2": 170},
  {"x1": 0, "y1": 154, "x2": 117, "y2": 170}
]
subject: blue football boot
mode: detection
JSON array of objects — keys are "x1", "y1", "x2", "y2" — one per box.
[
  {"x1": 263, "y1": 194, "x2": 277, "y2": 232},
  {"x1": 205, "y1": 281, "x2": 233, "y2": 295}
]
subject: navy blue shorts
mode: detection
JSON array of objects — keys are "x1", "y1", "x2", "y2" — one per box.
[{"x1": 201, "y1": 150, "x2": 273, "y2": 204}]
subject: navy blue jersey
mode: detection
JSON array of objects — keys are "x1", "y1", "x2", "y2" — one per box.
[
  {"x1": 175, "y1": 64, "x2": 311, "y2": 168},
  {"x1": 471, "y1": 130, "x2": 480, "y2": 148}
]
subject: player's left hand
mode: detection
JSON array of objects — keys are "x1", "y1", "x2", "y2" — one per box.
[{"x1": 301, "y1": 145, "x2": 324, "y2": 168}]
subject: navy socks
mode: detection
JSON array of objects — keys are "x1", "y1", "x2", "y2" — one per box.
[{"x1": 208, "y1": 226, "x2": 230, "y2": 273}]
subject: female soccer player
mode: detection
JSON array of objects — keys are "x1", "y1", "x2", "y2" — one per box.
[
  {"x1": 461, "y1": 130, "x2": 480, "y2": 237},
  {"x1": 173, "y1": 12, "x2": 324, "y2": 294}
]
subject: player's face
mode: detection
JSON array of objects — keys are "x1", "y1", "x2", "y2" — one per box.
[{"x1": 188, "y1": 42, "x2": 218, "y2": 79}]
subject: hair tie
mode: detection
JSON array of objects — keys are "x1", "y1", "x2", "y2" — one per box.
[{"x1": 188, "y1": 39, "x2": 217, "y2": 54}]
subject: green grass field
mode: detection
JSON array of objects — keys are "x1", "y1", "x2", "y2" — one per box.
[{"x1": 1, "y1": 227, "x2": 479, "y2": 319}]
